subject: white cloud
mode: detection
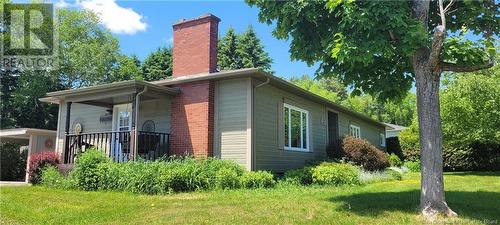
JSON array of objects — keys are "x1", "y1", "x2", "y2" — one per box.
[{"x1": 78, "y1": 0, "x2": 147, "y2": 35}]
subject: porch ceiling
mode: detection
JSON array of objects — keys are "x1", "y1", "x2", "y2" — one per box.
[{"x1": 40, "y1": 80, "x2": 180, "y2": 106}]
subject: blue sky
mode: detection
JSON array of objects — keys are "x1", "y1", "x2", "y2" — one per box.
[{"x1": 51, "y1": 0, "x2": 319, "y2": 79}]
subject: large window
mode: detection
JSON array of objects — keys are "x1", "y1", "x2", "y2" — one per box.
[
  {"x1": 284, "y1": 103, "x2": 309, "y2": 152},
  {"x1": 349, "y1": 125, "x2": 361, "y2": 138}
]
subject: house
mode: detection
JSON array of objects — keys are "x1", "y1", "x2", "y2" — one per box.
[
  {"x1": 383, "y1": 123, "x2": 408, "y2": 138},
  {"x1": 40, "y1": 14, "x2": 386, "y2": 172}
]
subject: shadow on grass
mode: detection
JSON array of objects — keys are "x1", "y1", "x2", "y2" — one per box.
[{"x1": 328, "y1": 190, "x2": 500, "y2": 221}]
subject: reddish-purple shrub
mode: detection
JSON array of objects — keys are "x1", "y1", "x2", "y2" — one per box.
[
  {"x1": 28, "y1": 151, "x2": 60, "y2": 184},
  {"x1": 341, "y1": 136, "x2": 390, "y2": 171}
]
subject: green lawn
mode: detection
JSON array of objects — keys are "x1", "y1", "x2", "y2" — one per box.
[{"x1": 1, "y1": 172, "x2": 499, "y2": 225}]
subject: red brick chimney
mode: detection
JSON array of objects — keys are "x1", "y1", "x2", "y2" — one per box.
[
  {"x1": 170, "y1": 14, "x2": 220, "y2": 157},
  {"x1": 172, "y1": 14, "x2": 220, "y2": 77}
]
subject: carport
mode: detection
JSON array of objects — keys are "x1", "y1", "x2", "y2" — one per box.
[{"x1": 0, "y1": 128, "x2": 56, "y2": 182}]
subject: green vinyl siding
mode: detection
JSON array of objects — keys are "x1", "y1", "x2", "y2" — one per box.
[
  {"x1": 252, "y1": 79, "x2": 385, "y2": 172},
  {"x1": 337, "y1": 112, "x2": 386, "y2": 149},
  {"x1": 215, "y1": 78, "x2": 250, "y2": 168},
  {"x1": 253, "y1": 82, "x2": 327, "y2": 172}
]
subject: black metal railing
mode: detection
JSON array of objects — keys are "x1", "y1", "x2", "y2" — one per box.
[{"x1": 64, "y1": 131, "x2": 170, "y2": 163}]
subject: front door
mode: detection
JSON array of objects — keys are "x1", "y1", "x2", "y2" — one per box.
[{"x1": 112, "y1": 104, "x2": 132, "y2": 161}]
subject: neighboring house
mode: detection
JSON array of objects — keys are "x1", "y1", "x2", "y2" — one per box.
[
  {"x1": 384, "y1": 123, "x2": 408, "y2": 138},
  {"x1": 40, "y1": 14, "x2": 386, "y2": 172}
]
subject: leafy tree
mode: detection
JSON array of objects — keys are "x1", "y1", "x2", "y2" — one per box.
[
  {"x1": 0, "y1": 69, "x2": 20, "y2": 128},
  {"x1": 441, "y1": 73, "x2": 500, "y2": 147},
  {"x1": 246, "y1": 0, "x2": 497, "y2": 217},
  {"x1": 237, "y1": 26, "x2": 273, "y2": 73},
  {"x1": 218, "y1": 27, "x2": 242, "y2": 70},
  {"x1": 10, "y1": 71, "x2": 60, "y2": 129},
  {"x1": 141, "y1": 47, "x2": 173, "y2": 81},
  {"x1": 290, "y1": 75, "x2": 347, "y2": 103},
  {"x1": 109, "y1": 55, "x2": 143, "y2": 82},
  {"x1": 57, "y1": 9, "x2": 121, "y2": 88}
]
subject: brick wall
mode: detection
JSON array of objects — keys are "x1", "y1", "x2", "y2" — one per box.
[
  {"x1": 170, "y1": 14, "x2": 219, "y2": 157},
  {"x1": 172, "y1": 14, "x2": 219, "y2": 77},
  {"x1": 170, "y1": 81, "x2": 214, "y2": 156}
]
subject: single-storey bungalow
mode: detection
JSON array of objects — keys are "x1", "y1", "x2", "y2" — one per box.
[{"x1": 40, "y1": 14, "x2": 386, "y2": 172}]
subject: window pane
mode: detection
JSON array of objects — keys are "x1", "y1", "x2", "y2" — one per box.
[
  {"x1": 302, "y1": 112, "x2": 307, "y2": 149},
  {"x1": 284, "y1": 107, "x2": 289, "y2": 147},
  {"x1": 290, "y1": 109, "x2": 301, "y2": 148}
]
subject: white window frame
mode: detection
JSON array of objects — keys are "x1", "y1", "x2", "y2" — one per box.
[
  {"x1": 284, "y1": 103, "x2": 310, "y2": 152},
  {"x1": 349, "y1": 124, "x2": 361, "y2": 138},
  {"x1": 380, "y1": 133, "x2": 386, "y2": 147}
]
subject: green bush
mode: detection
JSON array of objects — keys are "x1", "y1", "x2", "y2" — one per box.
[
  {"x1": 389, "y1": 153, "x2": 403, "y2": 167},
  {"x1": 215, "y1": 167, "x2": 241, "y2": 189},
  {"x1": 404, "y1": 160, "x2": 420, "y2": 172},
  {"x1": 311, "y1": 162, "x2": 360, "y2": 186},
  {"x1": 282, "y1": 167, "x2": 313, "y2": 185},
  {"x1": 197, "y1": 158, "x2": 245, "y2": 189},
  {"x1": 240, "y1": 171, "x2": 275, "y2": 188},
  {"x1": 41, "y1": 166, "x2": 76, "y2": 189},
  {"x1": 72, "y1": 149, "x2": 110, "y2": 191},
  {"x1": 341, "y1": 136, "x2": 390, "y2": 171}
]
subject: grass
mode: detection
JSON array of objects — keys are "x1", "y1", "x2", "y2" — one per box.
[{"x1": 1, "y1": 172, "x2": 499, "y2": 225}]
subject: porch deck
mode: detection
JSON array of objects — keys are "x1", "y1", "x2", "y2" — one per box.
[{"x1": 64, "y1": 131, "x2": 170, "y2": 163}]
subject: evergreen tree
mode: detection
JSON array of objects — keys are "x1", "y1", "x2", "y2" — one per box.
[
  {"x1": 217, "y1": 26, "x2": 273, "y2": 73},
  {"x1": 141, "y1": 47, "x2": 173, "y2": 81},
  {"x1": 218, "y1": 27, "x2": 241, "y2": 70},
  {"x1": 237, "y1": 26, "x2": 272, "y2": 73}
]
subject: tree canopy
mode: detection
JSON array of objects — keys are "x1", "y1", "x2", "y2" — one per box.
[
  {"x1": 218, "y1": 26, "x2": 273, "y2": 73},
  {"x1": 246, "y1": 0, "x2": 497, "y2": 100},
  {"x1": 141, "y1": 47, "x2": 173, "y2": 81}
]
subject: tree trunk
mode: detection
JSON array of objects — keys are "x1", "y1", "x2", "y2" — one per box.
[{"x1": 413, "y1": 58, "x2": 457, "y2": 220}]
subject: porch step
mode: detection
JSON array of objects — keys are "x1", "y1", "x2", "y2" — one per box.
[{"x1": 57, "y1": 164, "x2": 74, "y2": 175}]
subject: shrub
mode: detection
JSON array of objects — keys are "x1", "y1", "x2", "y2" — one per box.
[
  {"x1": 388, "y1": 153, "x2": 403, "y2": 167},
  {"x1": 0, "y1": 143, "x2": 27, "y2": 181},
  {"x1": 123, "y1": 162, "x2": 163, "y2": 194},
  {"x1": 72, "y1": 149, "x2": 110, "y2": 191},
  {"x1": 197, "y1": 158, "x2": 245, "y2": 189},
  {"x1": 283, "y1": 167, "x2": 313, "y2": 185},
  {"x1": 386, "y1": 137, "x2": 404, "y2": 160},
  {"x1": 341, "y1": 136, "x2": 390, "y2": 171},
  {"x1": 311, "y1": 162, "x2": 360, "y2": 186},
  {"x1": 404, "y1": 160, "x2": 420, "y2": 172},
  {"x1": 443, "y1": 143, "x2": 500, "y2": 171},
  {"x1": 28, "y1": 151, "x2": 60, "y2": 184},
  {"x1": 240, "y1": 171, "x2": 275, "y2": 188},
  {"x1": 399, "y1": 122, "x2": 420, "y2": 162},
  {"x1": 215, "y1": 167, "x2": 241, "y2": 189},
  {"x1": 41, "y1": 166, "x2": 76, "y2": 189}
]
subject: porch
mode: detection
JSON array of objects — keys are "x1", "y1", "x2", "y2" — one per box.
[{"x1": 41, "y1": 80, "x2": 180, "y2": 163}]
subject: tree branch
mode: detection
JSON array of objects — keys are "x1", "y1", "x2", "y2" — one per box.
[
  {"x1": 440, "y1": 60, "x2": 494, "y2": 72},
  {"x1": 428, "y1": 25, "x2": 445, "y2": 71}
]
